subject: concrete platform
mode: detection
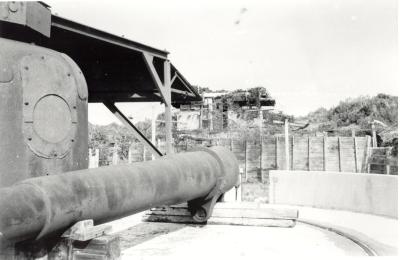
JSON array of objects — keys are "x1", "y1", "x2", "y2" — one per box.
[{"x1": 105, "y1": 202, "x2": 398, "y2": 258}]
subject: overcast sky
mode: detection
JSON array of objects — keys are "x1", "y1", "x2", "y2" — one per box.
[{"x1": 47, "y1": 0, "x2": 398, "y2": 124}]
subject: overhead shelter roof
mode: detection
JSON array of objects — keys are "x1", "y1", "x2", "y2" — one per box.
[{"x1": 0, "y1": 2, "x2": 201, "y2": 107}]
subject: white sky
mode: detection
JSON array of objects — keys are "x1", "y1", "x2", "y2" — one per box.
[{"x1": 46, "y1": 0, "x2": 398, "y2": 124}]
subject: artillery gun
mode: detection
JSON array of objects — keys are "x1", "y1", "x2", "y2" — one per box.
[{"x1": 0, "y1": 2, "x2": 239, "y2": 259}]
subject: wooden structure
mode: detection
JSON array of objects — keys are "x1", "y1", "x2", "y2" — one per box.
[
  {"x1": 367, "y1": 147, "x2": 398, "y2": 175},
  {"x1": 143, "y1": 202, "x2": 298, "y2": 228},
  {"x1": 128, "y1": 136, "x2": 375, "y2": 182}
]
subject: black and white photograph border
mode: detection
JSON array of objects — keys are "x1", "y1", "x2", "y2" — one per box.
[{"x1": 0, "y1": 0, "x2": 398, "y2": 259}]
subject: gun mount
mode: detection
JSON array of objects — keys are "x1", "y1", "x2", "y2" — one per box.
[
  {"x1": 0, "y1": 147, "x2": 239, "y2": 243},
  {"x1": 0, "y1": 2, "x2": 240, "y2": 259}
]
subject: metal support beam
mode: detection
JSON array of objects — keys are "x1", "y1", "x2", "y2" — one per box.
[
  {"x1": 171, "y1": 73, "x2": 178, "y2": 85},
  {"x1": 143, "y1": 52, "x2": 174, "y2": 154},
  {"x1": 143, "y1": 52, "x2": 167, "y2": 104},
  {"x1": 164, "y1": 60, "x2": 173, "y2": 154},
  {"x1": 52, "y1": 16, "x2": 169, "y2": 59},
  {"x1": 103, "y1": 101, "x2": 163, "y2": 158}
]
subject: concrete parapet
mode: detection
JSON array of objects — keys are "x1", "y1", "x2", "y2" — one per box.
[{"x1": 269, "y1": 170, "x2": 398, "y2": 218}]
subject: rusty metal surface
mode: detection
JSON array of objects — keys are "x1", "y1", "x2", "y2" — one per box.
[
  {"x1": 0, "y1": 37, "x2": 88, "y2": 187},
  {"x1": 0, "y1": 147, "x2": 239, "y2": 243}
]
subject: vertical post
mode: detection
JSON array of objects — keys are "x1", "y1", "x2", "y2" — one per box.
[
  {"x1": 259, "y1": 108, "x2": 263, "y2": 182},
  {"x1": 351, "y1": 129, "x2": 356, "y2": 138},
  {"x1": 371, "y1": 123, "x2": 377, "y2": 147},
  {"x1": 275, "y1": 136, "x2": 279, "y2": 169},
  {"x1": 385, "y1": 149, "x2": 391, "y2": 175},
  {"x1": 259, "y1": 109, "x2": 263, "y2": 137},
  {"x1": 128, "y1": 145, "x2": 132, "y2": 163},
  {"x1": 89, "y1": 149, "x2": 99, "y2": 168},
  {"x1": 164, "y1": 60, "x2": 173, "y2": 154},
  {"x1": 307, "y1": 136, "x2": 310, "y2": 171},
  {"x1": 95, "y1": 149, "x2": 99, "y2": 168},
  {"x1": 209, "y1": 99, "x2": 213, "y2": 131},
  {"x1": 244, "y1": 140, "x2": 248, "y2": 182},
  {"x1": 199, "y1": 104, "x2": 203, "y2": 130},
  {"x1": 354, "y1": 137, "x2": 358, "y2": 172},
  {"x1": 323, "y1": 136, "x2": 326, "y2": 171},
  {"x1": 112, "y1": 144, "x2": 118, "y2": 165},
  {"x1": 338, "y1": 137, "x2": 342, "y2": 172},
  {"x1": 284, "y1": 119, "x2": 290, "y2": 170},
  {"x1": 260, "y1": 135, "x2": 263, "y2": 183},
  {"x1": 362, "y1": 136, "x2": 371, "y2": 173},
  {"x1": 151, "y1": 104, "x2": 156, "y2": 160},
  {"x1": 291, "y1": 136, "x2": 295, "y2": 170}
]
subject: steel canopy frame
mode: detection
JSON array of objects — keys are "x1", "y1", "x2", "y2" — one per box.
[
  {"x1": 51, "y1": 15, "x2": 169, "y2": 59},
  {"x1": 49, "y1": 13, "x2": 199, "y2": 156},
  {"x1": 0, "y1": 1, "x2": 201, "y2": 156}
]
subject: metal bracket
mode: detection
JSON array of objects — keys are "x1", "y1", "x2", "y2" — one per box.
[
  {"x1": 143, "y1": 52, "x2": 173, "y2": 154},
  {"x1": 188, "y1": 194, "x2": 220, "y2": 223},
  {"x1": 61, "y1": 219, "x2": 111, "y2": 242},
  {"x1": 142, "y1": 52, "x2": 171, "y2": 105}
]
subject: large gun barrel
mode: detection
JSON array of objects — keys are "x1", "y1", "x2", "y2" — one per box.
[{"x1": 0, "y1": 147, "x2": 239, "y2": 243}]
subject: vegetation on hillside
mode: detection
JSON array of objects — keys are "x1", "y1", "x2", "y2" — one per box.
[
  {"x1": 89, "y1": 92, "x2": 398, "y2": 161},
  {"x1": 303, "y1": 94, "x2": 397, "y2": 128},
  {"x1": 299, "y1": 94, "x2": 398, "y2": 155}
]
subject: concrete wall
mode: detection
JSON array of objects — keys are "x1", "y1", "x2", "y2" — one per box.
[{"x1": 269, "y1": 170, "x2": 398, "y2": 218}]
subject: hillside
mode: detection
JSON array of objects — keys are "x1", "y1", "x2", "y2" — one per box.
[
  {"x1": 302, "y1": 94, "x2": 397, "y2": 128},
  {"x1": 297, "y1": 93, "x2": 398, "y2": 154},
  {"x1": 89, "y1": 93, "x2": 398, "y2": 160}
]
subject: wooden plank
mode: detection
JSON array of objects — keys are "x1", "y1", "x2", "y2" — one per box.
[
  {"x1": 261, "y1": 137, "x2": 276, "y2": 169},
  {"x1": 275, "y1": 137, "x2": 279, "y2": 169},
  {"x1": 354, "y1": 137, "x2": 358, "y2": 172},
  {"x1": 292, "y1": 137, "x2": 308, "y2": 171},
  {"x1": 143, "y1": 214, "x2": 197, "y2": 223},
  {"x1": 309, "y1": 137, "x2": 324, "y2": 171},
  {"x1": 307, "y1": 136, "x2": 310, "y2": 171},
  {"x1": 291, "y1": 136, "x2": 294, "y2": 170},
  {"x1": 145, "y1": 208, "x2": 191, "y2": 217},
  {"x1": 208, "y1": 218, "x2": 296, "y2": 228},
  {"x1": 62, "y1": 220, "x2": 112, "y2": 242},
  {"x1": 368, "y1": 157, "x2": 397, "y2": 166},
  {"x1": 73, "y1": 235, "x2": 121, "y2": 260},
  {"x1": 73, "y1": 252, "x2": 108, "y2": 260},
  {"x1": 323, "y1": 136, "x2": 326, "y2": 171},
  {"x1": 246, "y1": 141, "x2": 261, "y2": 182},
  {"x1": 325, "y1": 137, "x2": 340, "y2": 172},
  {"x1": 260, "y1": 136, "x2": 263, "y2": 182},
  {"x1": 363, "y1": 136, "x2": 371, "y2": 173},
  {"x1": 143, "y1": 203, "x2": 299, "y2": 226},
  {"x1": 212, "y1": 208, "x2": 298, "y2": 220},
  {"x1": 244, "y1": 140, "x2": 248, "y2": 181},
  {"x1": 338, "y1": 137, "x2": 342, "y2": 172}
]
